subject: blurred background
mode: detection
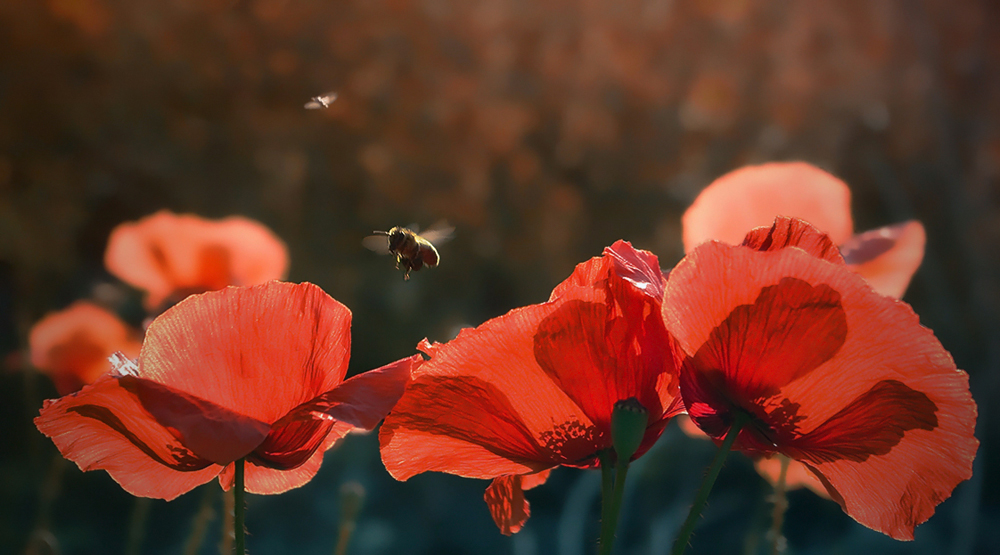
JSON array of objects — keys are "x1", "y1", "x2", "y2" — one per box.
[{"x1": 1, "y1": 0, "x2": 998, "y2": 553}]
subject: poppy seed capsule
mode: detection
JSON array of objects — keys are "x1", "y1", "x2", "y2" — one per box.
[{"x1": 611, "y1": 398, "x2": 649, "y2": 463}]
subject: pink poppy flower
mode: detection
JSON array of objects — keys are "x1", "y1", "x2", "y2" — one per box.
[
  {"x1": 104, "y1": 211, "x2": 289, "y2": 310},
  {"x1": 29, "y1": 301, "x2": 142, "y2": 395}
]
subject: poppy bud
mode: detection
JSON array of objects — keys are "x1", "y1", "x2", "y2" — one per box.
[{"x1": 611, "y1": 397, "x2": 649, "y2": 463}]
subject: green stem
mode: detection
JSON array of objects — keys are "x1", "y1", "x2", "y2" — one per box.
[
  {"x1": 670, "y1": 411, "x2": 750, "y2": 555},
  {"x1": 598, "y1": 449, "x2": 615, "y2": 545},
  {"x1": 234, "y1": 458, "x2": 246, "y2": 555},
  {"x1": 598, "y1": 455, "x2": 631, "y2": 555},
  {"x1": 768, "y1": 455, "x2": 790, "y2": 555}
]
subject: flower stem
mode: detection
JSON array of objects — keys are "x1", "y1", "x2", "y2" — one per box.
[
  {"x1": 670, "y1": 411, "x2": 750, "y2": 555},
  {"x1": 234, "y1": 458, "x2": 246, "y2": 555},
  {"x1": 597, "y1": 455, "x2": 631, "y2": 555},
  {"x1": 598, "y1": 449, "x2": 614, "y2": 543},
  {"x1": 768, "y1": 455, "x2": 790, "y2": 555}
]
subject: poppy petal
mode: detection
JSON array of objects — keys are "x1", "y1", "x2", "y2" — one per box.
[
  {"x1": 29, "y1": 301, "x2": 142, "y2": 395},
  {"x1": 842, "y1": 221, "x2": 926, "y2": 299},
  {"x1": 521, "y1": 468, "x2": 552, "y2": 490},
  {"x1": 248, "y1": 355, "x2": 416, "y2": 471},
  {"x1": 682, "y1": 162, "x2": 854, "y2": 252},
  {"x1": 137, "y1": 282, "x2": 351, "y2": 425},
  {"x1": 550, "y1": 240, "x2": 665, "y2": 301},
  {"x1": 105, "y1": 211, "x2": 288, "y2": 309},
  {"x1": 218, "y1": 421, "x2": 355, "y2": 495},
  {"x1": 34, "y1": 374, "x2": 222, "y2": 500},
  {"x1": 485, "y1": 475, "x2": 533, "y2": 535},
  {"x1": 740, "y1": 217, "x2": 844, "y2": 264},
  {"x1": 681, "y1": 276, "x2": 847, "y2": 405},
  {"x1": 380, "y1": 371, "x2": 558, "y2": 480},
  {"x1": 536, "y1": 242, "x2": 677, "y2": 427},
  {"x1": 665, "y1": 238, "x2": 977, "y2": 539},
  {"x1": 286, "y1": 354, "x2": 417, "y2": 431},
  {"x1": 117, "y1": 375, "x2": 271, "y2": 465},
  {"x1": 533, "y1": 294, "x2": 674, "y2": 428}
]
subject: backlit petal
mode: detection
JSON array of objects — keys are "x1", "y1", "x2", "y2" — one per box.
[
  {"x1": 682, "y1": 162, "x2": 854, "y2": 252},
  {"x1": 740, "y1": 217, "x2": 844, "y2": 264},
  {"x1": 137, "y1": 282, "x2": 351, "y2": 425},
  {"x1": 249, "y1": 355, "x2": 415, "y2": 471},
  {"x1": 118, "y1": 375, "x2": 271, "y2": 465},
  {"x1": 485, "y1": 475, "x2": 532, "y2": 535},
  {"x1": 288, "y1": 354, "x2": 417, "y2": 431},
  {"x1": 550, "y1": 240, "x2": 665, "y2": 301},
  {"x1": 34, "y1": 374, "x2": 222, "y2": 500},
  {"x1": 29, "y1": 301, "x2": 141, "y2": 395},
  {"x1": 842, "y1": 221, "x2": 926, "y2": 299},
  {"x1": 665, "y1": 235, "x2": 977, "y2": 539}
]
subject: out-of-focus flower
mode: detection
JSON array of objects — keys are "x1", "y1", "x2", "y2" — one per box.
[
  {"x1": 35, "y1": 282, "x2": 413, "y2": 500},
  {"x1": 664, "y1": 217, "x2": 977, "y2": 540},
  {"x1": 29, "y1": 301, "x2": 142, "y2": 395},
  {"x1": 104, "y1": 211, "x2": 289, "y2": 311},
  {"x1": 380, "y1": 241, "x2": 683, "y2": 534},
  {"x1": 682, "y1": 162, "x2": 925, "y2": 299}
]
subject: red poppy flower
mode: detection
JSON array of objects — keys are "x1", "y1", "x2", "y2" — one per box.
[
  {"x1": 29, "y1": 301, "x2": 142, "y2": 395},
  {"x1": 35, "y1": 282, "x2": 414, "y2": 500},
  {"x1": 380, "y1": 241, "x2": 683, "y2": 534},
  {"x1": 663, "y1": 217, "x2": 978, "y2": 539},
  {"x1": 104, "y1": 211, "x2": 289, "y2": 310},
  {"x1": 682, "y1": 162, "x2": 926, "y2": 299}
]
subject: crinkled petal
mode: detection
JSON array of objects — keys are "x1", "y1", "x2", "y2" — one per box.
[
  {"x1": 104, "y1": 211, "x2": 288, "y2": 309},
  {"x1": 34, "y1": 374, "x2": 222, "y2": 500},
  {"x1": 842, "y1": 221, "x2": 926, "y2": 299},
  {"x1": 137, "y1": 281, "x2": 351, "y2": 425},
  {"x1": 741, "y1": 217, "x2": 844, "y2": 264},
  {"x1": 551, "y1": 240, "x2": 666, "y2": 301},
  {"x1": 485, "y1": 474, "x2": 539, "y2": 535},
  {"x1": 665, "y1": 237, "x2": 977, "y2": 539},
  {"x1": 29, "y1": 301, "x2": 142, "y2": 395},
  {"x1": 682, "y1": 162, "x2": 854, "y2": 252}
]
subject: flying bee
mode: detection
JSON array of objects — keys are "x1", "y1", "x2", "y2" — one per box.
[
  {"x1": 363, "y1": 223, "x2": 454, "y2": 280},
  {"x1": 304, "y1": 92, "x2": 338, "y2": 109}
]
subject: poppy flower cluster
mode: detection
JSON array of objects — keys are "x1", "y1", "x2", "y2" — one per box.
[{"x1": 30, "y1": 170, "x2": 978, "y2": 552}]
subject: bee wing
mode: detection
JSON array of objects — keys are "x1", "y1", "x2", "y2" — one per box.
[
  {"x1": 362, "y1": 233, "x2": 392, "y2": 255},
  {"x1": 419, "y1": 221, "x2": 455, "y2": 245},
  {"x1": 304, "y1": 100, "x2": 324, "y2": 109}
]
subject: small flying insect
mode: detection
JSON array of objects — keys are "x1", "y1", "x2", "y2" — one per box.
[
  {"x1": 363, "y1": 223, "x2": 454, "y2": 280},
  {"x1": 304, "y1": 92, "x2": 338, "y2": 109}
]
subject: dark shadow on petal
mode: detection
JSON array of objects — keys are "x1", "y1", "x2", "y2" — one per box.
[
  {"x1": 787, "y1": 379, "x2": 938, "y2": 464},
  {"x1": 68, "y1": 405, "x2": 212, "y2": 471}
]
